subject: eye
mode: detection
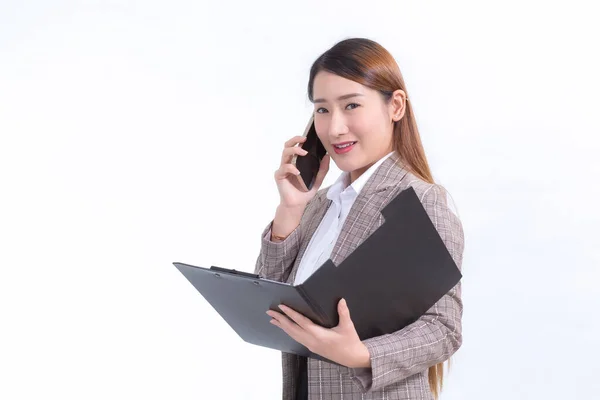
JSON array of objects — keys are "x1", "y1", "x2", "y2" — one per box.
[
  {"x1": 346, "y1": 103, "x2": 360, "y2": 110},
  {"x1": 316, "y1": 107, "x2": 328, "y2": 114}
]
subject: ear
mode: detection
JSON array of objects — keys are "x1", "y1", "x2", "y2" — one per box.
[{"x1": 389, "y1": 89, "x2": 408, "y2": 123}]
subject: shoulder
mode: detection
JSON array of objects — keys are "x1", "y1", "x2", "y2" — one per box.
[
  {"x1": 397, "y1": 171, "x2": 465, "y2": 268},
  {"x1": 396, "y1": 171, "x2": 457, "y2": 216}
]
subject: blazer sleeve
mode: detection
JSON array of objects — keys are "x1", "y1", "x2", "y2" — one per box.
[
  {"x1": 342, "y1": 183, "x2": 465, "y2": 393},
  {"x1": 253, "y1": 220, "x2": 303, "y2": 283},
  {"x1": 253, "y1": 194, "x2": 321, "y2": 283}
]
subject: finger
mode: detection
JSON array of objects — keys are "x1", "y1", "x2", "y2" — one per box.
[
  {"x1": 269, "y1": 310, "x2": 306, "y2": 342},
  {"x1": 310, "y1": 154, "x2": 330, "y2": 192},
  {"x1": 274, "y1": 164, "x2": 301, "y2": 180},
  {"x1": 284, "y1": 136, "x2": 307, "y2": 148},
  {"x1": 337, "y1": 298, "x2": 353, "y2": 328},
  {"x1": 338, "y1": 298, "x2": 349, "y2": 316},
  {"x1": 281, "y1": 145, "x2": 309, "y2": 165},
  {"x1": 278, "y1": 304, "x2": 314, "y2": 330}
]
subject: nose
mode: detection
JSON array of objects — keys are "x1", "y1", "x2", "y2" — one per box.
[{"x1": 327, "y1": 111, "x2": 349, "y2": 139}]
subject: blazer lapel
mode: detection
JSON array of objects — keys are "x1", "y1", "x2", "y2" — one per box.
[
  {"x1": 330, "y1": 152, "x2": 410, "y2": 265},
  {"x1": 287, "y1": 152, "x2": 411, "y2": 283}
]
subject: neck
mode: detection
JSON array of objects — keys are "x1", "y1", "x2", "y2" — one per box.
[
  {"x1": 350, "y1": 148, "x2": 394, "y2": 184},
  {"x1": 350, "y1": 165, "x2": 369, "y2": 184}
]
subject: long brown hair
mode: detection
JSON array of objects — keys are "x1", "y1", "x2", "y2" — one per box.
[{"x1": 307, "y1": 37, "x2": 448, "y2": 399}]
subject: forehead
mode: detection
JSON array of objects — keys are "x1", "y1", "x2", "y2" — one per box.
[{"x1": 312, "y1": 71, "x2": 371, "y2": 100}]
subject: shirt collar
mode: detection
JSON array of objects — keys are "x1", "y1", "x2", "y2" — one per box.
[{"x1": 327, "y1": 151, "x2": 396, "y2": 200}]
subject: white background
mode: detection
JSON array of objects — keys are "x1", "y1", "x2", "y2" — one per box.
[{"x1": 1, "y1": 1, "x2": 598, "y2": 399}]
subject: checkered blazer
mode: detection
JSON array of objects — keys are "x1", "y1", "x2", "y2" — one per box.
[{"x1": 254, "y1": 151, "x2": 465, "y2": 400}]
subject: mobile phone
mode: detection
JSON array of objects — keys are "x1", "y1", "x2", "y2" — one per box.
[{"x1": 291, "y1": 114, "x2": 327, "y2": 192}]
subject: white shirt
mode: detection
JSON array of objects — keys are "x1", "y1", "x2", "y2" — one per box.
[{"x1": 293, "y1": 151, "x2": 395, "y2": 285}]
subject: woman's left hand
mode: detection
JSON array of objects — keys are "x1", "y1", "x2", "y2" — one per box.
[{"x1": 266, "y1": 298, "x2": 371, "y2": 369}]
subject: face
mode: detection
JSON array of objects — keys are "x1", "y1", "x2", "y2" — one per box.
[{"x1": 312, "y1": 71, "x2": 406, "y2": 183}]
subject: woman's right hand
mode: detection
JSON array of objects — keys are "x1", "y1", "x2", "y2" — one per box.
[{"x1": 274, "y1": 135, "x2": 331, "y2": 210}]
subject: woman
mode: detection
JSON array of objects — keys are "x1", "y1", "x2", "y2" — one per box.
[{"x1": 254, "y1": 38, "x2": 464, "y2": 400}]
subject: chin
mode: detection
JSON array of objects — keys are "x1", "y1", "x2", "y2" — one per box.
[{"x1": 335, "y1": 158, "x2": 364, "y2": 173}]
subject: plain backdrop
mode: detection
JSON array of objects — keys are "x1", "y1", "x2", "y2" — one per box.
[{"x1": 1, "y1": 1, "x2": 598, "y2": 399}]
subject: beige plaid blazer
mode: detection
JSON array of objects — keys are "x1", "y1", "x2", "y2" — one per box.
[{"x1": 254, "y1": 151, "x2": 465, "y2": 399}]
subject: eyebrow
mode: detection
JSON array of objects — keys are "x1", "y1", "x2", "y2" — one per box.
[{"x1": 313, "y1": 93, "x2": 364, "y2": 104}]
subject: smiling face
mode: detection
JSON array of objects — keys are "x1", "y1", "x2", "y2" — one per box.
[{"x1": 312, "y1": 71, "x2": 405, "y2": 183}]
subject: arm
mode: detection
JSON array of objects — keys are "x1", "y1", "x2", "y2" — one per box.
[
  {"x1": 254, "y1": 195, "x2": 321, "y2": 282},
  {"x1": 342, "y1": 184, "x2": 465, "y2": 392},
  {"x1": 253, "y1": 218, "x2": 303, "y2": 283}
]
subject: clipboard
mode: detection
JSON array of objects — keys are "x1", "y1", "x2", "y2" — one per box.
[
  {"x1": 173, "y1": 187, "x2": 462, "y2": 364},
  {"x1": 173, "y1": 262, "x2": 339, "y2": 363}
]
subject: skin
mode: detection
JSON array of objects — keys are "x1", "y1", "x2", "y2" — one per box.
[{"x1": 267, "y1": 71, "x2": 409, "y2": 369}]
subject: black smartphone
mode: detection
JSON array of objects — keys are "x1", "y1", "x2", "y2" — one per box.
[{"x1": 291, "y1": 115, "x2": 327, "y2": 191}]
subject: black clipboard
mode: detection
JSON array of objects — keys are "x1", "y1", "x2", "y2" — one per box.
[{"x1": 173, "y1": 187, "x2": 462, "y2": 364}]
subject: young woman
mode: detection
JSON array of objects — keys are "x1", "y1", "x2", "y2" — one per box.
[{"x1": 255, "y1": 37, "x2": 464, "y2": 400}]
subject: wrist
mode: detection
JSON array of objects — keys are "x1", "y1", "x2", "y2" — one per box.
[
  {"x1": 351, "y1": 343, "x2": 372, "y2": 369},
  {"x1": 270, "y1": 230, "x2": 289, "y2": 242},
  {"x1": 270, "y1": 205, "x2": 305, "y2": 241},
  {"x1": 276, "y1": 203, "x2": 306, "y2": 215}
]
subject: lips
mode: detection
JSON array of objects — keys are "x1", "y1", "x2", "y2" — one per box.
[{"x1": 333, "y1": 141, "x2": 357, "y2": 154}]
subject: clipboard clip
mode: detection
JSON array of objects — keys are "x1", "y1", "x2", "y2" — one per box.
[{"x1": 210, "y1": 266, "x2": 261, "y2": 280}]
